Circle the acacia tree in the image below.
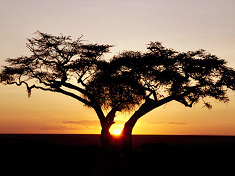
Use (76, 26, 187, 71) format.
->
(87, 42, 235, 150)
(1, 32, 235, 151)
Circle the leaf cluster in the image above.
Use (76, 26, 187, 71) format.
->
(1, 32, 235, 112)
(86, 42, 235, 110)
(0, 31, 111, 102)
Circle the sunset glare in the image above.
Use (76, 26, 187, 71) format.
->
(112, 129, 122, 136)
(1, 0, 235, 135)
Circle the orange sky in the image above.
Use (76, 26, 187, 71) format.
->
(1, 0, 235, 135)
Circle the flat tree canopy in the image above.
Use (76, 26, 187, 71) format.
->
(1, 32, 235, 150)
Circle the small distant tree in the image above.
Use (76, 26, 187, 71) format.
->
(1, 32, 235, 151)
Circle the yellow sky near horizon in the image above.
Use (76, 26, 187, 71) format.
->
(1, 0, 235, 135)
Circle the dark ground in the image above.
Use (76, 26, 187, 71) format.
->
(1, 134, 235, 175)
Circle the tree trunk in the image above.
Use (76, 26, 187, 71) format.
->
(99, 97, 175, 153)
(120, 112, 142, 152)
(99, 113, 141, 153)
(100, 129, 133, 154)
(100, 101, 153, 153)
(120, 97, 174, 151)
(100, 124, 113, 151)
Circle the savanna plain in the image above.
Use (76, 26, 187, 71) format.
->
(1, 134, 235, 175)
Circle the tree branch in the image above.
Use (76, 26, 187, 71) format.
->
(144, 87, 158, 101)
(174, 97, 193, 107)
(62, 82, 88, 96)
(6, 81, 53, 97)
(105, 105, 122, 126)
(6, 80, 92, 107)
(26, 45, 59, 66)
(123, 95, 175, 134)
(57, 88, 92, 107)
(26, 67, 52, 87)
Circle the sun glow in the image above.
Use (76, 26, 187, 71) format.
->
(112, 129, 122, 136)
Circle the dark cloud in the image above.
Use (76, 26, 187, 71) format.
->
(40, 126, 79, 130)
(60, 120, 127, 130)
(40, 120, 185, 132)
(61, 120, 126, 126)
(60, 120, 100, 129)
(61, 120, 100, 126)
(167, 122, 186, 125)
(142, 121, 186, 125)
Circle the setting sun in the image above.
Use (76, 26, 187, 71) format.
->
(112, 129, 122, 136)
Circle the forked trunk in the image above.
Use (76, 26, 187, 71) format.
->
(99, 116, 139, 153)
(99, 98, 173, 153)
(100, 129, 133, 154)
(99, 103, 150, 153)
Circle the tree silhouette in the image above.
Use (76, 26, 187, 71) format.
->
(1, 32, 235, 151)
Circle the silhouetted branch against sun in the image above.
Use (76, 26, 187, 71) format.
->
(1, 32, 235, 151)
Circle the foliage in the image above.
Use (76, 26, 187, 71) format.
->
(87, 42, 235, 111)
(0, 31, 111, 107)
(1, 32, 235, 131)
